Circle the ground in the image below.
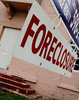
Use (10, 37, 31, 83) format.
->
(0, 90, 56, 100)
(0, 91, 32, 100)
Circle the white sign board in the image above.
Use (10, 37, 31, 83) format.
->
(13, 1, 77, 77)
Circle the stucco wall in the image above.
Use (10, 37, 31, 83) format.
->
(0, 1, 27, 29)
(8, 57, 79, 100)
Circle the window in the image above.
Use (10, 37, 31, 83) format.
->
(70, 40, 79, 70)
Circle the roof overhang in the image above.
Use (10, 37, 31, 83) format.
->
(1, 0, 32, 11)
(1, 0, 35, 19)
(1, 0, 42, 19)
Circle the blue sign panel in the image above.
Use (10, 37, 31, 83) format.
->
(51, 0, 79, 48)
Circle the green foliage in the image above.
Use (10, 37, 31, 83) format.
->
(0, 91, 32, 100)
(0, 91, 57, 100)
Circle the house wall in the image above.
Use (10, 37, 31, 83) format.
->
(0, 1, 27, 29)
(0, 0, 79, 100)
(8, 57, 79, 100)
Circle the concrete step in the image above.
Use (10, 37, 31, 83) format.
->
(0, 81, 35, 95)
(0, 73, 25, 83)
(0, 77, 30, 88)
(0, 73, 36, 98)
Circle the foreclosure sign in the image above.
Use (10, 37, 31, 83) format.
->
(50, 0, 79, 48)
(14, 1, 77, 77)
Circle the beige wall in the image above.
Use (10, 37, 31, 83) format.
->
(0, 0, 79, 100)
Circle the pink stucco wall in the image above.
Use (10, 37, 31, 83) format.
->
(0, 1, 27, 29)
(0, 0, 79, 100)
(8, 57, 79, 100)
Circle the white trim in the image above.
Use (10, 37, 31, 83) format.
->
(73, 70, 79, 72)
(75, 64, 79, 66)
(49, 0, 79, 49)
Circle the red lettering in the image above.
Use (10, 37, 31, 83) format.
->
(32, 24, 46, 54)
(46, 37, 57, 62)
(66, 52, 71, 70)
(63, 53, 67, 69)
(52, 42, 62, 64)
(21, 14, 40, 47)
(68, 56, 73, 72)
(56, 45, 63, 66)
(68, 56, 76, 72)
(60, 49, 67, 67)
(70, 58, 76, 72)
(39, 31, 52, 59)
